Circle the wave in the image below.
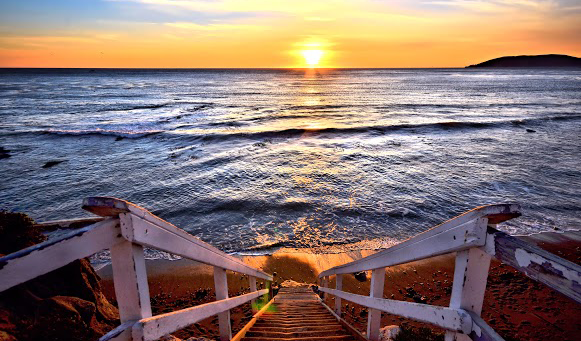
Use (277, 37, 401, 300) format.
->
(5, 113, 580, 141)
(41, 128, 162, 138)
(192, 113, 581, 142)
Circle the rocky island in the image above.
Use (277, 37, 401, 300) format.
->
(467, 54, 581, 68)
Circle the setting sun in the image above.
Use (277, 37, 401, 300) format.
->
(301, 50, 324, 67)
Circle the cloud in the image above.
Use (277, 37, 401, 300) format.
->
(165, 22, 264, 31)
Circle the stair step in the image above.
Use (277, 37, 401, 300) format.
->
(250, 326, 344, 333)
(242, 336, 354, 341)
(241, 286, 357, 341)
(247, 329, 348, 337)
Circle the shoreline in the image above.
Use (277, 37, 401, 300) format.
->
(98, 230, 580, 340)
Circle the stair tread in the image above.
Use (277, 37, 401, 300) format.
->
(241, 286, 358, 341)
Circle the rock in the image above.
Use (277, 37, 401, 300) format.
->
(353, 271, 367, 282)
(42, 160, 65, 168)
(379, 325, 401, 340)
(0, 211, 46, 255)
(0, 211, 119, 341)
(359, 308, 368, 318)
(160, 336, 182, 341)
(526, 129, 536, 133)
(0, 147, 10, 159)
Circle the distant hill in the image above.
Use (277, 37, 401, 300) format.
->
(466, 54, 581, 68)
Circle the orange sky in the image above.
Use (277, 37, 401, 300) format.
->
(0, 0, 580, 68)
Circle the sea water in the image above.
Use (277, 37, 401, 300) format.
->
(1, 68, 580, 258)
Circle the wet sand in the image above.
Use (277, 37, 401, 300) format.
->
(98, 231, 580, 340)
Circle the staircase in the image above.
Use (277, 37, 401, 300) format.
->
(241, 286, 359, 341)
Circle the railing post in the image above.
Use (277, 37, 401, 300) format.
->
(214, 267, 232, 341)
(445, 219, 492, 341)
(110, 213, 152, 323)
(367, 268, 385, 341)
(322, 276, 329, 300)
(266, 280, 272, 301)
(249, 276, 257, 312)
(335, 274, 343, 316)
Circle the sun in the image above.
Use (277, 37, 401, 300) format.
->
(301, 50, 324, 67)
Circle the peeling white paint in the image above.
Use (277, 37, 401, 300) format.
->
(515, 248, 580, 283)
(483, 231, 496, 256)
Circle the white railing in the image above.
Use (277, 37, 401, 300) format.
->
(317, 204, 581, 341)
(0, 197, 273, 341)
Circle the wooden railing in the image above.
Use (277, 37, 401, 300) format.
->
(0, 197, 273, 341)
(317, 204, 581, 341)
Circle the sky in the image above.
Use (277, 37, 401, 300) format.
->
(0, 0, 580, 68)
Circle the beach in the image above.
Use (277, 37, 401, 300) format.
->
(98, 230, 580, 341)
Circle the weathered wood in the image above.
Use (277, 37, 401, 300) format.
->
(468, 311, 506, 341)
(214, 267, 232, 341)
(34, 217, 105, 231)
(319, 298, 368, 341)
(249, 276, 258, 312)
(486, 227, 581, 303)
(98, 320, 134, 341)
(231, 295, 275, 341)
(265, 280, 272, 301)
(320, 218, 487, 278)
(367, 268, 385, 341)
(125, 214, 272, 280)
(319, 287, 472, 333)
(132, 289, 267, 341)
(320, 204, 520, 278)
(0, 218, 121, 292)
(321, 276, 329, 299)
(335, 274, 343, 316)
(111, 214, 152, 322)
(446, 225, 491, 341)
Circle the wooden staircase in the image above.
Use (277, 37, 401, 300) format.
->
(241, 286, 359, 341)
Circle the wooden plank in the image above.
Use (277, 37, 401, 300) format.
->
(84, 197, 272, 281)
(468, 311, 506, 341)
(126, 214, 272, 280)
(335, 274, 343, 317)
(231, 296, 275, 341)
(321, 276, 329, 300)
(0, 218, 121, 292)
(98, 320, 135, 341)
(319, 204, 520, 278)
(446, 224, 492, 341)
(132, 289, 267, 341)
(34, 217, 105, 230)
(111, 214, 152, 322)
(249, 276, 258, 312)
(214, 267, 232, 341)
(319, 287, 472, 333)
(486, 227, 581, 303)
(319, 298, 368, 341)
(367, 268, 385, 341)
(320, 218, 487, 278)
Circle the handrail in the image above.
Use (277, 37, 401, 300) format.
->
(0, 197, 273, 341)
(319, 204, 520, 278)
(83, 197, 272, 281)
(317, 204, 581, 341)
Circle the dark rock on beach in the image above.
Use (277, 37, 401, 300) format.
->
(0, 147, 10, 159)
(42, 160, 65, 168)
(0, 211, 119, 341)
(353, 271, 367, 282)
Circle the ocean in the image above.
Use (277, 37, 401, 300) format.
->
(1, 68, 580, 259)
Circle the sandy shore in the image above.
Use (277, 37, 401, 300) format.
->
(98, 231, 580, 340)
